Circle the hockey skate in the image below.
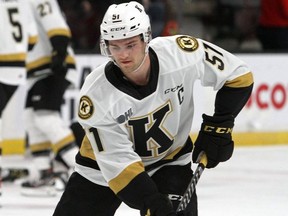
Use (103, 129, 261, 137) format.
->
(20, 169, 57, 197)
(2, 168, 29, 182)
(52, 159, 70, 191)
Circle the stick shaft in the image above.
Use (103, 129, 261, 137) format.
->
(176, 152, 207, 212)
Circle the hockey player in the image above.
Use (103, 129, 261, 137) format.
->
(21, 0, 78, 196)
(0, 0, 38, 204)
(53, 1, 253, 215)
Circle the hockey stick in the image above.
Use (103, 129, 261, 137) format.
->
(176, 151, 208, 213)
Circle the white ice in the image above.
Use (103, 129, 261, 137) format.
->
(1, 145, 288, 216)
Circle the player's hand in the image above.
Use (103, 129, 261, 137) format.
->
(51, 50, 67, 78)
(192, 114, 234, 168)
(141, 193, 176, 216)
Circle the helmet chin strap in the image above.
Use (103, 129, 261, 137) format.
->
(130, 51, 148, 74)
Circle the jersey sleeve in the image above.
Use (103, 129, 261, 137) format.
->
(196, 39, 254, 117)
(31, 0, 71, 38)
(192, 38, 253, 117)
(196, 38, 251, 91)
(30, 0, 71, 52)
(82, 121, 143, 185)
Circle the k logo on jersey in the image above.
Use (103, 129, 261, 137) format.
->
(127, 101, 174, 159)
(78, 96, 94, 119)
(176, 35, 198, 52)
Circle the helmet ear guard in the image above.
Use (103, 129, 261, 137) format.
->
(100, 1, 152, 56)
(99, 37, 110, 56)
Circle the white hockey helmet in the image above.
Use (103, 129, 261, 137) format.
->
(100, 1, 152, 56)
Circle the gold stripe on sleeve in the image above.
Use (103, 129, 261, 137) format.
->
(66, 55, 76, 64)
(109, 161, 145, 194)
(225, 72, 254, 88)
(26, 56, 51, 70)
(29, 35, 38, 45)
(0, 53, 26, 61)
(47, 28, 71, 38)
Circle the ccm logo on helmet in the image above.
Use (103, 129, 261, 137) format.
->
(111, 27, 125, 32)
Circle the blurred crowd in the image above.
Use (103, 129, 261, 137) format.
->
(58, 0, 179, 52)
(58, 0, 288, 53)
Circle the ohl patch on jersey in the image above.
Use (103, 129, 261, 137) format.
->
(78, 95, 94, 119)
(176, 35, 198, 52)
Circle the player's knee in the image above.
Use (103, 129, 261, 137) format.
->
(33, 110, 61, 130)
(24, 108, 35, 130)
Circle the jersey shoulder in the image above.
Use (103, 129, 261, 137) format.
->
(149, 35, 205, 73)
(78, 61, 119, 125)
(30, 0, 70, 33)
(150, 35, 200, 53)
(80, 63, 108, 96)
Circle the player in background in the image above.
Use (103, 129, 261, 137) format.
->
(21, 0, 78, 196)
(53, 1, 253, 216)
(0, 0, 38, 205)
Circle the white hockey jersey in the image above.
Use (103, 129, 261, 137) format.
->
(76, 35, 253, 193)
(26, 0, 77, 85)
(0, 0, 37, 85)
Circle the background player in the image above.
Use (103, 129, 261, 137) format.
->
(21, 0, 78, 196)
(0, 0, 37, 204)
(53, 1, 253, 215)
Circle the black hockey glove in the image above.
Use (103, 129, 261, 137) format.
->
(141, 193, 176, 216)
(51, 50, 67, 78)
(192, 114, 234, 168)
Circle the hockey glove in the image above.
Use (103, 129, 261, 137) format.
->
(141, 193, 176, 216)
(51, 50, 67, 78)
(192, 114, 234, 168)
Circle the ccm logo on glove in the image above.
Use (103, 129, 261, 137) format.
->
(192, 114, 235, 168)
(203, 126, 233, 134)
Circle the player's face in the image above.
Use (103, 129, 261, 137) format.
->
(108, 36, 146, 74)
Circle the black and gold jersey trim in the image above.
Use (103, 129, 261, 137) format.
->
(26, 55, 76, 77)
(0, 53, 26, 67)
(224, 72, 254, 88)
(108, 161, 145, 194)
(29, 35, 38, 46)
(47, 28, 71, 38)
(76, 135, 100, 170)
(30, 141, 52, 153)
(52, 134, 75, 154)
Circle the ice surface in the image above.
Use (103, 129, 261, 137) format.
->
(1, 145, 288, 216)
